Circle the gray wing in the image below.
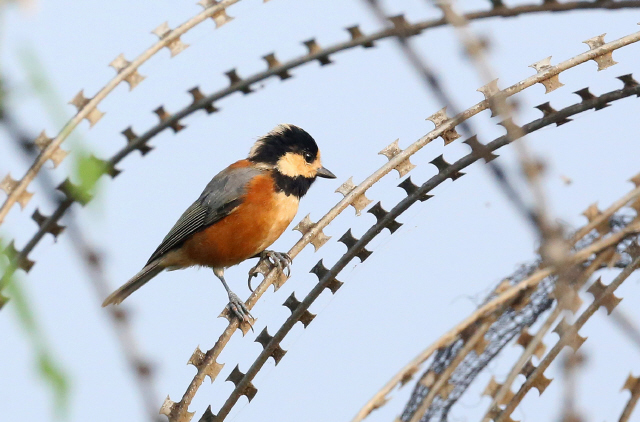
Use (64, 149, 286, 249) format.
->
(146, 165, 264, 265)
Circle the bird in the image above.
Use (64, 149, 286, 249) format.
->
(102, 124, 335, 323)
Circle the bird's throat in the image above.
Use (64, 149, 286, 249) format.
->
(272, 170, 315, 198)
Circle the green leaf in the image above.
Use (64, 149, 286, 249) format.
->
(75, 152, 107, 199)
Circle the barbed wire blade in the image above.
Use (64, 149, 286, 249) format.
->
(226, 365, 257, 401)
(152, 22, 189, 57)
(69, 90, 105, 127)
(254, 327, 287, 365)
(529, 57, 564, 94)
(292, 214, 331, 251)
(0, 174, 33, 209)
(109, 54, 146, 90)
(583, 34, 618, 71)
(426, 107, 461, 145)
(283, 292, 315, 328)
(338, 229, 372, 262)
(378, 139, 416, 177)
(160, 395, 194, 422)
(335, 177, 372, 215)
(32, 209, 65, 239)
(187, 346, 224, 383)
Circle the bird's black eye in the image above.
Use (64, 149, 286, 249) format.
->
(303, 151, 314, 163)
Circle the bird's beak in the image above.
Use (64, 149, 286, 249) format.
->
(316, 166, 336, 179)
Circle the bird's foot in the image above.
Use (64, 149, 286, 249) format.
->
(227, 291, 253, 328)
(248, 250, 292, 292)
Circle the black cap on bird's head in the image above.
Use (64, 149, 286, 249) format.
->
(249, 125, 336, 196)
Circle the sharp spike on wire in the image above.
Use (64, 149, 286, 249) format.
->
(346, 25, 374, 48)
(292, 214, 331, 251)
(534, 102, 572, 126)
(153, 106, 186, 132)
(32, 209, 65, 239)
(225, 365, 258, 401)
(303, 39, 333, 65)
(224, 69, 253, 94)
(1, 174, 33, 209)
(335, 177, 372, 215)
(109, 54, 146, 90)
(426, 107, 461, 145)
(367, 202, 402, 233)
(283, 292, 316, 328)
(583, 34, 618, 71)
(529, 57, 564, 93)
(338, 229, 372, 262)
(378, 139, 416, 177)
(188, 87, 219, 114)
(187, 346, 224, 383)
(254, 327, 287, 364)
(263, 53, 292, 80)
(397, 177, 432, 202)
(198, 0, 234, 28)
(152, 22, 189, 57)
(69, 90, 104, 127)
(122, 127, 153, 155)
(430, 155, 465, 180)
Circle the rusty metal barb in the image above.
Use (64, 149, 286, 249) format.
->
(3, 1, 638, 229)
(620, 373, 640, 422)
(481, 247, 615, 421)
(495, 252, 640, 422)
(217, 80, 640, 421)
(2, 6, 640, 421)
(352, 80, 640, 421)
(0, 0, 244, 225)
(4, 61, 640, 422)
(407, 320, 495, 422)
(6, 52, 640, 422)
(5, 3, 640, 302)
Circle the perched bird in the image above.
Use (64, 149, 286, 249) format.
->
(102, 124, 336, 322)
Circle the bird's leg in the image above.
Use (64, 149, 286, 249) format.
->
(213, 268, 253, 325)
(247, 250, 292, 292)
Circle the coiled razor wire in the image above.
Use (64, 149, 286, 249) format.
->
(401, 213, 638, 422)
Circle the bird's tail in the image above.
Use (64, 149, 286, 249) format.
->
(102, 261, 164, 307)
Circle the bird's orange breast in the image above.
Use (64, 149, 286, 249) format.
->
(177, 172, 299, 268)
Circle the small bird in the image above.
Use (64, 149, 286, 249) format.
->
(102, 124, 336, 322)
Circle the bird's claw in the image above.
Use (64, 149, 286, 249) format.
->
(248, 250, 292, 292)
(227, 292, 253, 330)
(267, 251, 292, 277)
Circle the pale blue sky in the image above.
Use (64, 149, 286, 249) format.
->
(2, 1, 640, 422)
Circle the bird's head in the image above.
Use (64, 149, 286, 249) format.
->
(249, 124, 336, 197)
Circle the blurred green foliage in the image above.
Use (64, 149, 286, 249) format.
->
(0, 39, 106, 421)
(1, 242, 70, 418)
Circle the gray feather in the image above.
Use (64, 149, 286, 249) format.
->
(102, 164, 265, 307)
(145, 165, 264, 265)
(101, 261, 163, 306)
